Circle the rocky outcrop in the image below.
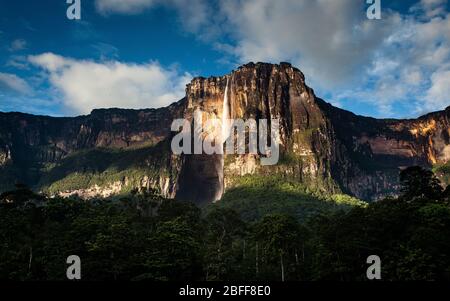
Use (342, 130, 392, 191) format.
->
(0, 62, 449, 202)
(317, 99, 450, 199)
(177, 63, 338, 203)
(0, 145, 11, 165)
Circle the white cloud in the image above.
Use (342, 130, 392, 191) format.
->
(413, 0, 448, 18)
(401, 67, 423, 86)
(93, 0, 400, 90)
(5, 55, 30, 70)
(213, 0, 450, 116)
(28, 53, 191, 115)
(29, 53, 69, 72)
(204, 0, 450, 117)
(424, 69, 450, 112)
(215, 0, 402, 88)
(0, 72, 32, 95)
(363, 11, 450, 115)
(24, 0, 449, 117)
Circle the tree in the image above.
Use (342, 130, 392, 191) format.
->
(203, 208, 246, 280)
(400, 166, 443, 200)
(140, 217, 203, 281)
(252, 214, 303, 281)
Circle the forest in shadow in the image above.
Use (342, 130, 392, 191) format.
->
(1, 166, 450, 281)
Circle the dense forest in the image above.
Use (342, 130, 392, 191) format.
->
(1, 166, 450, 281)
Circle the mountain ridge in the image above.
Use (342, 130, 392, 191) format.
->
(1, 96, 449, 121)
(0, 62, 449, 202)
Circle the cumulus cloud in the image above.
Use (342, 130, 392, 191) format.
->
(28, 53, 191, 115)
(95, 0, 399, 88)
(219, 0, 403, 88)
(203, 0, 449, 116)
(0, 72, 32, 95)
(38, 0, 450, 117)
(425, 69, 450, 112)
(359, 10, 450, 116)
(217, 0, 449, 117)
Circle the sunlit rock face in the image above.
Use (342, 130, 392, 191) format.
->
(174, 76, 229, 204)
(0, 62, 449, 202)
(175, 63, 337, 203)
(221, 63, 336, 196)
(317, 100, 450, 200)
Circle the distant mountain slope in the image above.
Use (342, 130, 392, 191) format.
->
(0, 62, 449, 202)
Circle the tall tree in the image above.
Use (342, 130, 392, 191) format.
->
(400, 166, 443, 200)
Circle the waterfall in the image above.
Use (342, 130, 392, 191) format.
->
(222, 77, 230, 144)
(216, 77, 231, 202)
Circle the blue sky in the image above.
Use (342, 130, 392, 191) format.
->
(0, 0, 449, 118)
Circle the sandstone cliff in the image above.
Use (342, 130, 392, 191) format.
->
(0, 62, 449, 202)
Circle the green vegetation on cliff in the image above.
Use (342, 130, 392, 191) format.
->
(213, 175, 365, 222)
(37, 141, 173, 196)
(433, 161, 450, 186)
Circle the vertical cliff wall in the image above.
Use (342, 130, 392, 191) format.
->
(0, 62, 449, 202)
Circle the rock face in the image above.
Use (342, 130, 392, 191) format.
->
(317, 100, 450, 199)
(0, 62, 449, 202)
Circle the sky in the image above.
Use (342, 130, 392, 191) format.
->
(0, 0, 449, 118)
